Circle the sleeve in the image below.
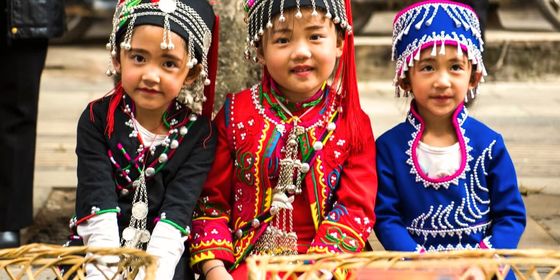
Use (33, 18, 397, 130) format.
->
(190, 107, 235, 268)
(373, 137, 422, 252)
(158, 118, 217, 232)
(75, 105, 120, 221)
(481, 135, 526, 249)
(307, 116, 378, 254)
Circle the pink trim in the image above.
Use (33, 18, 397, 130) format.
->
(393, 0, 476, 24)
(409, 103, 468, 184)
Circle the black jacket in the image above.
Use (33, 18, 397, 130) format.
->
(75, 94, 217, 234)
(5, 0, 65, 41)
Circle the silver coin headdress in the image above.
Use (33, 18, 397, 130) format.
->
(105, 0, 218, 116)
(243, 0, 353, 61)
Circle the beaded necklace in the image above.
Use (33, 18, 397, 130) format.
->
(113, 95, 196, 249)
(250, 83, 339, 256)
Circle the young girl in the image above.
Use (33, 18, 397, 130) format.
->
(189, 0, 377, 279)
(71, 0, 218, 279)
(375, 0, 526, 256)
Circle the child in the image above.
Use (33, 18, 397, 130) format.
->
(71, 0, 219, 279)
(189, 0, 378, 279)
(375, 0, 526, 257)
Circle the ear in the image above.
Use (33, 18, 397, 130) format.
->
(469, 71, 482, 89)
(184, 64, 202, 86)
(336, 35, 344, 58)
(398, 77, 411, 92)
(112, 56, 121, 74)
(256, 45, 266, 65)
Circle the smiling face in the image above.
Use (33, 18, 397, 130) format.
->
(113, 25, 199, 118)
(401, 45, 480, 122)
(258, 8, 344, 102)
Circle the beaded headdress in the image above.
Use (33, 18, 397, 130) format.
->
(106, 0, 218, 117)
(243, 0, 353, 60)
(392, 0, 487, 97)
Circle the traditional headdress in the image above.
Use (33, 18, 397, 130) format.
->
(392, 0, 486, 98)
(105, 0, 219, 117)
(243, 0, 363, 148)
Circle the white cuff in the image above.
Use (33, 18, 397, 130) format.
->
(146, 221, 187, 279)
(77, 212, 121, 280)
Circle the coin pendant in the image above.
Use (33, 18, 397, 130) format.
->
(122, 227, 136, 241)
(132, 202, 148, 220)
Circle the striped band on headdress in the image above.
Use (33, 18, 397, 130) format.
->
(392, 0, 487, 94)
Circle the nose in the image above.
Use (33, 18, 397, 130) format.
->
(433, 71, 451, 89)
(142, 66, 160, 85)
(292, 43, 312, 60)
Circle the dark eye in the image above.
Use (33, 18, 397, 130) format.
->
(420, 65, 434, 72)
(274, 37, 289, 44)
(310, 34, 322, 40)
(131, 54, 145, 63)
(451, 64, 464, 71)
(163, 60, 178, 68)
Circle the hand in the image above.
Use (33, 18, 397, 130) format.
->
(201, 260, 233, 280)
(204, 265, 233, 280)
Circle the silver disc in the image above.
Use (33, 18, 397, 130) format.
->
(122, 227, 136, 241)
(131, 202, 148, 220)
(140, 230, 151, 243)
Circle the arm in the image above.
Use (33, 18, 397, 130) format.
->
(75, 105, 121, 279)
(481, 136, 526, 249)
(190, 107, 236, 268)
(307, 117, 377, 254)
(373, 138, 423, 252)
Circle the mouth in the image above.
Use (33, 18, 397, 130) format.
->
(137, 88, 161, 95)
(291, 65, 314, 75)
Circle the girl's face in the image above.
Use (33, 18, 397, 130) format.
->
(113, 25, 197, 117)
(402, 45, 480, 121)
(258, 8, 344, 102)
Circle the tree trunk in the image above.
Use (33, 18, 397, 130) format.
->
(212, 0, 260, 114)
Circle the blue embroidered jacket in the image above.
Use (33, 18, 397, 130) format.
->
(374, 102, 526, 252)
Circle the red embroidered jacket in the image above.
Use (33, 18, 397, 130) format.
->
(190, 85, 377, 269)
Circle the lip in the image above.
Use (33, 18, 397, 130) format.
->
(290, 65, 313, 77)
(137, 88, 161, 95)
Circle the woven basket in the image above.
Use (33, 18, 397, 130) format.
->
(246, 249, 560, 280)
(0, 243, 156, 280)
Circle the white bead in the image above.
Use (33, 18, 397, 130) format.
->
(327, 122, 336, 131)
(204, 79, 211, 86)
(235, 229, 243, 238)
(251, 219, 260, 228)
(313, 141, 323, 150)
(301, 163, 310, 173)
(170, 140, 179, 149)
(158, 153, 168, 163)
(189, 114, 198, 121)
(180, 126, 188, 135)
(295, 11, 302, 18)
(145, 167, 155, 177)
(160, 42, 168, 49)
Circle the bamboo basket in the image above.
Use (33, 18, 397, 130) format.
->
(0, 243, 156, 280)
(246, 249, 560, 280)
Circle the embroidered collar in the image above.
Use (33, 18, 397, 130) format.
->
(405, 101, 473, 189)
(269, 79, 326, 113)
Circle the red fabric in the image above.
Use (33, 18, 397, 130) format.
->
(202, 15, 219, 118)
(190, 87, 377, 269)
